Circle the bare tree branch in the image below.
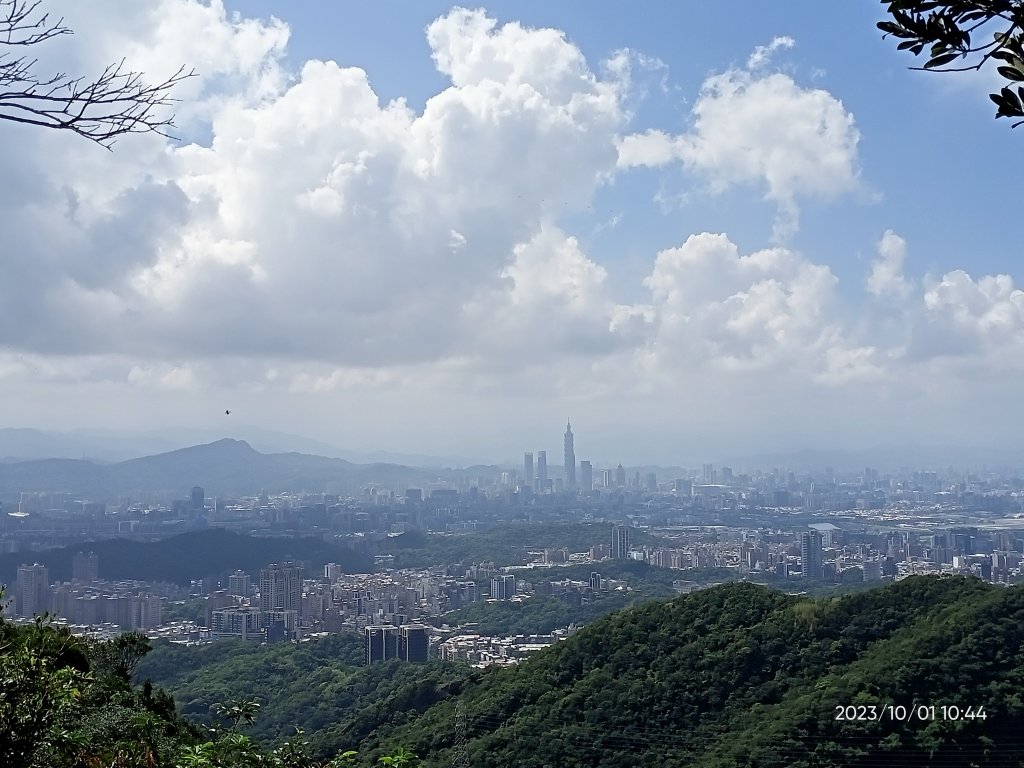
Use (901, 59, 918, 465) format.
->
(0, 0, 195, 148)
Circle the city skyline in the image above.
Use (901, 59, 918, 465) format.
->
(3, 2, 1024, 464)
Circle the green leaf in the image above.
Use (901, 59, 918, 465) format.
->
(997, 66, 1024, 82)
(923, 52, 961, 68)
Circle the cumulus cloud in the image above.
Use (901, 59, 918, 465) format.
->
(910, 270, 1024, 364)
(1, 5, 627, 370)
(867, 229, 912, 299)
(641, 233, 849, 372)
(618, 38, 861, 241)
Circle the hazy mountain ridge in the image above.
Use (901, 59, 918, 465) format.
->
(0, 427, 475, 468)
(0, 438, 434, 497)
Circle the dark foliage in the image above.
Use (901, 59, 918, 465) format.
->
(879, 0, 1024, 125)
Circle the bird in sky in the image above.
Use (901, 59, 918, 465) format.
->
(225, 410, 231, 415)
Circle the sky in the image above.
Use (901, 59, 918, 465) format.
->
(2, 0, 1024, 466)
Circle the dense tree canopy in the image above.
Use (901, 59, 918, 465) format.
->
(0, 591, 414, 766)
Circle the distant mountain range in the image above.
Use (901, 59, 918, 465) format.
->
(0, 438, 440, 499)
(0, 427, 477, 468)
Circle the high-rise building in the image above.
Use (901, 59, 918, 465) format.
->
(324, 563, 343, 581)
(615, 464, 626, 488)
(16, 563, 50, 618)
(72, 551, 99, 583)
(524, 452, 535, 491)
(611, 526, 631, 559)
(537, 451, 548, 490)
(399, 624, 429, 662)
(644, 472, 657, 492)
(190, 486, 205, 513)
(800, 531, 824, 579)
(580, 460, 593, 492)
(227, 570, 251, 598)
(563, 420, 576, 490)
(589, 572, 602, 591)
(138, 594, 162, 629)
(259, 562, 303, 613)
(490, 574, 516, 600)
(365, 625, 399, 664)
(211, 606, 263, 640)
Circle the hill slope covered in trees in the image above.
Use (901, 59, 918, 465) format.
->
(363, 576, 1024, 767)
(137, 576, 1024, 767)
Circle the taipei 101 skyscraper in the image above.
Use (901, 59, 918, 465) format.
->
(564, 419, 576, 490)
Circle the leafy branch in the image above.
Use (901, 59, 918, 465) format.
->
(878, 1, 1024, 126)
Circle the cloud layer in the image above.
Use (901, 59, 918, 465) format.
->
(1, 3, 1021, 456)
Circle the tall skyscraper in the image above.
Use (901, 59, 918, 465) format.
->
(537, 451, 548, 490)
(16, 563, 50, 618)
(580, 460, 593, 492)
(399, 624, 429, 662)
(800, 531, 824, 579)
(563, 420, 576, 490)
(524, 452, 535, 491)
(615, 464, 626, 488)
(259, 562, 303, 613)
(365, 625, 399, 664)
(72, 551, 99, 583)
(611, 526, 631, 559)
(190, 486, 205, 513)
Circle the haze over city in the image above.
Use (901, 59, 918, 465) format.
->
(3, 0, 1024, 465)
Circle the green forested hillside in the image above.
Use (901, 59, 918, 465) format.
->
(137, 575, 1024, 767)
(0, 608, 413, 767)
(364, 576, 1024, 767)
(136, 633, 471, 761)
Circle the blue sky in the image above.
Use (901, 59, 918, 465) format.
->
(2, 1, 1023, 465)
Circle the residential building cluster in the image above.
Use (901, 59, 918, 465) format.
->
(12, 553, 173, 630)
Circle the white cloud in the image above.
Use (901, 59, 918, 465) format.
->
(126, 364, 198, 391)
(289, 367, 395, 393)
(617, 39, 861, 241)
(913, 270, 1024, 363)
(1, 6, 627, 370)
(617, 130, 680, 168)
(641, 233, 846, 372)
(3, 5, 1024, 456)
(867, 229, 912, 299)
(747, 35, 795, 69)
(681, 68, 860, 240)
